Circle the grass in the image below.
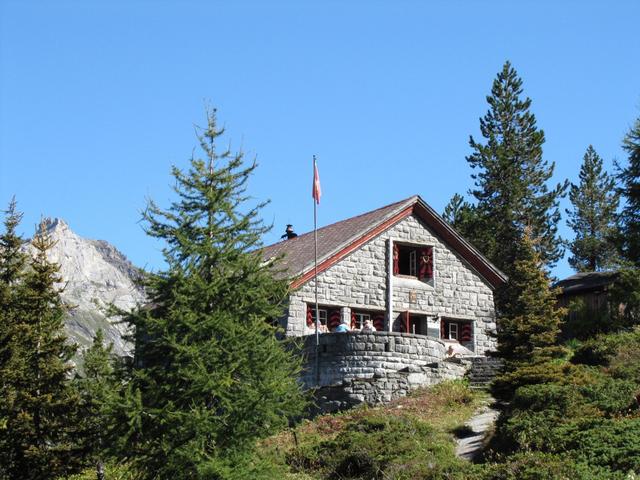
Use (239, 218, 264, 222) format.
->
(260, 380, 488, 479)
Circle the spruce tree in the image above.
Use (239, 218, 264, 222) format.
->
(0, 199, 30, 477)
(466, 61, 568, 276)
(495, 230, 566, 367)
(0, 219, 82, 480)
(75, 330, 119, 480)
(120, 109, 307, 479)
(617, 115, 640, 265)
(566, 145, 619, 272)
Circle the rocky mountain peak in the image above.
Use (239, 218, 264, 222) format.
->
(27, 219, 146, 357)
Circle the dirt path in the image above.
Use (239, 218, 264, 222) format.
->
(455, 396, 500, 460)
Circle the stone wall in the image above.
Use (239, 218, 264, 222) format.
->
(285, 214, 497, 354)
(298, 331, 470, 413)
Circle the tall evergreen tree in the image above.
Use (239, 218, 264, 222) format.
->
(75, 330, 120, 480)
(466, 61, 568, 276)
(617, 115, 640, 265)
(442, 193, 477, 234)
(495, 230, 566, 367)
(119, 109, 307, 479)
(0, 199, 30, 477)
(0, 219, 82, 480)
(566, 145, 619, 272)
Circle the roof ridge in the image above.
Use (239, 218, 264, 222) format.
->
(263, 195, 417, 250)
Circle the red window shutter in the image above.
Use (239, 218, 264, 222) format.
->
(328, 309, 341, 330)
(461, 323, 472, 342)
(351, 311, 357, 329)
(373, 314, 384, 331)
(403, 311, 410, 333)
(393, 243, 399, 275)
(440, 319, 446, 338)
(418, 247, 433, 280)
(306, 305, 314, 327)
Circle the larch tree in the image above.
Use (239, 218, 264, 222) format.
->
(119, 109, 307, 479)
(466, 61, 568, 279)
(566, 145, 619, 272)
(617, 115, 640, 266)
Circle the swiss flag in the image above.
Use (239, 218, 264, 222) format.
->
(312, 157, 321, 204)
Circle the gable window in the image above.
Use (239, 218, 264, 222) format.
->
(393, 243, 433, 281)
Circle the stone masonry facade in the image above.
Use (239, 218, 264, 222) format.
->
(283, 214, 497, 355)
(298, 331, 470, 413)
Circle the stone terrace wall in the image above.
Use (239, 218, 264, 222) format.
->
(298, 331, 470, 413)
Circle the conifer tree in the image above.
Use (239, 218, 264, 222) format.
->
(466, 61, 568, 275)
(75, 330, 120, 480)
(617, 116, 640, 265)
(120, 109, 307, 479)
(442, 193, 477, 234)
(0, 199, 30, 477)
(566, 145, 619, 272)
(495, 230, 565, 367)
(0, 219, 82, 480)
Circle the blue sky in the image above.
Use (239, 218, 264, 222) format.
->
(1, 0, 639, 279)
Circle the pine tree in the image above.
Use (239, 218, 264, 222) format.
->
(442, 193, 477, 234)
(495, 230, 566, 367)
(617, 116, 640, 265)
(0, 219, 83, 480)
(119, 109, 307, 479)
(466, 61, 568, 275)
(566, 145, 619, 272)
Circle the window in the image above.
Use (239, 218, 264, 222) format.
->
(440, 319, 472, 343)
(448, 322, 458, 340)
(352, 312, 370, 329)
(393, 244, 433, 281)
(306, 304, 340, 330)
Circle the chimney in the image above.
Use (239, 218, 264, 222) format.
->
(281, 224, 298, 240)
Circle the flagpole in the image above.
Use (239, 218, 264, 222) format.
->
(313, 155, 320, 385)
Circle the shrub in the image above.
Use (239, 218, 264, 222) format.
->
(480, 452, 626, 480)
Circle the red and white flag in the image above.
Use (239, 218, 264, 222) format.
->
(312, 157, 321, 204)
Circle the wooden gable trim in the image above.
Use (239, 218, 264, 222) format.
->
(290, 197, 507, 292)
(290, 205, 413, 290)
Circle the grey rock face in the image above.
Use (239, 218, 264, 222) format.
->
(28, 218, 146, 356)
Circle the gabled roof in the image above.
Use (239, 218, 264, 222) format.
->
(554, 271, 619, 295)
(262, 195, 507, 290)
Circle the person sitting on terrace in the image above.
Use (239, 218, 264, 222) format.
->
(361, 319, 376, 332)
(333, 319, 351, 333)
